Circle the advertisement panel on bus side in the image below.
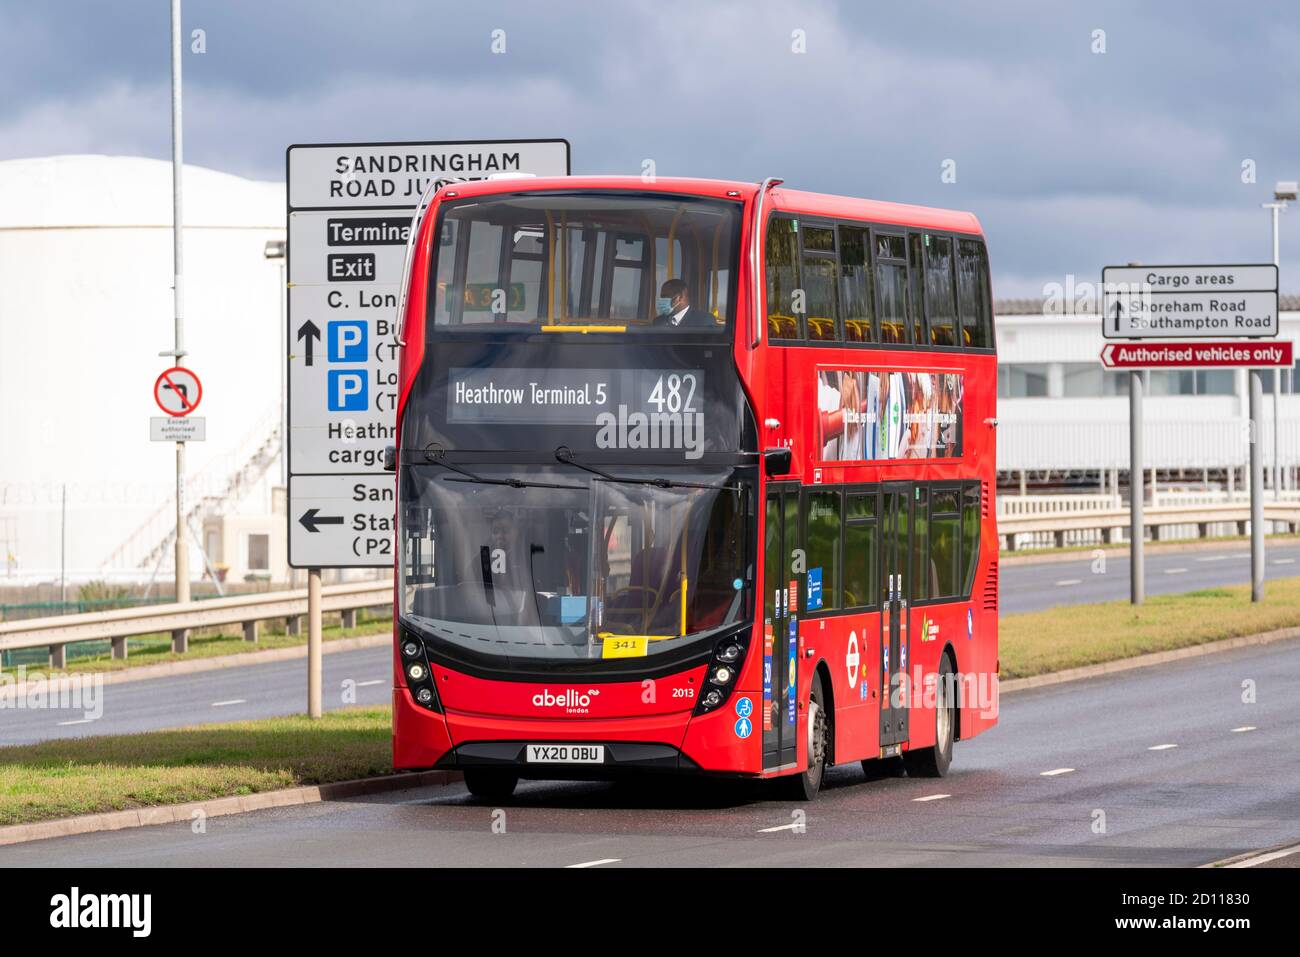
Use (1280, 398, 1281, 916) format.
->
(815, 369, 964, 462)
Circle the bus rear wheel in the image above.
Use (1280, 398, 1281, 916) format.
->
(903, 653, 955, 778)
(463, 768, 519, 801)
(777, 671, 828, 801)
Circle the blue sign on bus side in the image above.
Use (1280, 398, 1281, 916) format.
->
(787, 616, 797, 727)
(328, 370, 368, 411)
(328, 321, 367, 362)
(807, 567, 823, 611)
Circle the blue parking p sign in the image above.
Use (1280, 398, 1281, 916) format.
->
(328, 321, 367, 362)
(328, 370, 368, 412)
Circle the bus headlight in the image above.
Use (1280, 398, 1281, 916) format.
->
(694, 630, 751, 716)
(398, 628, 442, 713)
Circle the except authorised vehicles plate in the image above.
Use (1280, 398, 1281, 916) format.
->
(525, 744, 605, 764)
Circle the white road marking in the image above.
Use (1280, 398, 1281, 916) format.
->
(211, 699, 247, 707)
(758, 821, 802, 833)
(1225, 844, 1300, 868)
(1148, 743, 1178, 751)
(56, 718, 95, 726)
(1040, 768, 1075, 776)
(1163, 567, 1188, 574)
(1230, 726, 1256, 733)
(1055, 579, 1082, 587)
(565, 858, 620, 868)
(913, 793, 951, 802)
(356, 679, 384, 687)
(1196, 555, 1232, 562)
(1273, 558, 1295, 565)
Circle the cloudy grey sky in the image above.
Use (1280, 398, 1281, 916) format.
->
(3, 0, 1297, 295)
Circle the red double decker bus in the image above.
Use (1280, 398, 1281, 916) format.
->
(390, 174, 998, 800)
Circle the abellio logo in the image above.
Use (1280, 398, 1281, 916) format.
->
(531, 688, 599, 713)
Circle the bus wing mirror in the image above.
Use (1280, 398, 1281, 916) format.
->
(383, 445, 397, 472)
(763, 447, 792, 477)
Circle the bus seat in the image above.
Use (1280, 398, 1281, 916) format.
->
(768, 313, 799, 339)
(808, 316, 836, 340)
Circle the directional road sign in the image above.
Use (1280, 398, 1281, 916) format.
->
(286, 139, 571, 567)
(288, 474, 395, 568)
(1101, 264, 1278, 339)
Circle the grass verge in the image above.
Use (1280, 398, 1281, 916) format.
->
(0, 707, 392, 827)
(999, 577, 1300, 678)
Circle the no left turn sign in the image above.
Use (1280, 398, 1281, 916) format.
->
(154, 366, 203, 417)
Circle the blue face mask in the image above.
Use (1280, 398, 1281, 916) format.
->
(657, 296, 675, 315)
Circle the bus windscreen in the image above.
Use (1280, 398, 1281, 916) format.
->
(428, 193, 741, 333)
(400, 465, 753, 671)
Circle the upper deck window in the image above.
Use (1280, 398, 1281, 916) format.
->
(429, 193, 741, 334)
(924, 233, 959, 347)
(956, 239, 994, 349)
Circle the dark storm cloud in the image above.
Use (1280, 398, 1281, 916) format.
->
(2, 0, 1297, 295)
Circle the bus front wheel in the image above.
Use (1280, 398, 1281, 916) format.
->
(463, 768, 519, 801)
(903, 653, 955, 778)
(777, 671, 828, 801)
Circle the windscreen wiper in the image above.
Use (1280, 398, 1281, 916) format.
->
(424, 447, 584, 490)
(553, 446, 737, 491)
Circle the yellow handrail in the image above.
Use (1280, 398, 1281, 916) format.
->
(679, 528, 688, 637)
(540, 324, 627, 334)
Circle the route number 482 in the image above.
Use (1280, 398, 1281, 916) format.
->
(647, 373, 697, 413)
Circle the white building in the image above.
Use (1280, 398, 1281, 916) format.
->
(0, 155, 287, 589)
(994, 298, 1300, 490)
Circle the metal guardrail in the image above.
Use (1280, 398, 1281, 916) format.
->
(0, 581, 393, 668)
(999, 502, 1300, 549)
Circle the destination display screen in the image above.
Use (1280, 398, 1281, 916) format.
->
(401, 340, 752, 460)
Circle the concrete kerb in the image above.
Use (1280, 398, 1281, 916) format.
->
(0, 770, 462, 847)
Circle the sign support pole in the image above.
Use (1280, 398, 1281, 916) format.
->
(168, 0, 190, 610)
(1129, 370, 1144, 605)
(1249, 372, 1264, 602)
(308, 567, 322, 718)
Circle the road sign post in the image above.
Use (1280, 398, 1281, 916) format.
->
(286, 139, 571, 716)
(308, 567, 322, 718)
(1250, 373, 1264, 601)
(1103, 264, 1281, 604)
(1130, 371, 1144, 604)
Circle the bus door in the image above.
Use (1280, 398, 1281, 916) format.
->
(762, 484, 800, 770)
(880, 482, 912, 750)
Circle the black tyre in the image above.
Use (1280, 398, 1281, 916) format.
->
(462, 768, 519, 800)
(777, 671, 829, 801)
(903, 653, 955, 778)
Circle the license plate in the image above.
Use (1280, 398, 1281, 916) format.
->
(525, 744, 605, 764)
